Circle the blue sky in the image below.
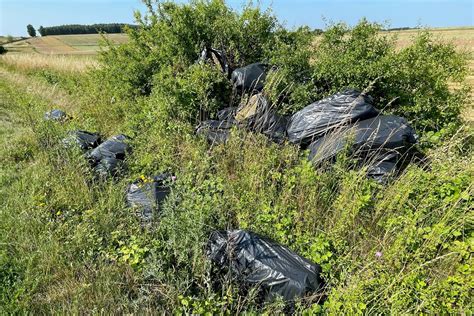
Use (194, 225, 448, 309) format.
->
(1, 0, 473, 36)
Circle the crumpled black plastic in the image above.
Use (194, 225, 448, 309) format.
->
(231, 63, 268, 92)
(63, 130, 101, 151)
(207, 230, 324, 302)
(308, 115, 417, 180)
(44, 109, 69, 122)
(199, 47, 232, 78)
(308, 115, 417, 164)
(196, 120, 234, 144)
(88, 134, 130, 176)
(94, 157, 124, 177)
(366, 152, 400, 182)
(126, 173, 173, 224)
(235, 94, 288, 143)
(287, 89, 379, 146)
(217, 107, 237, 122)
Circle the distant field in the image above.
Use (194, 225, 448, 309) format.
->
(390, 27, 474, 52)
(3, 34, 128, 55)
(0, 36, 24, 44)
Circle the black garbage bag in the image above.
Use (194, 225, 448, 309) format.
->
(126, 173, 173, 224)
(88, 134, 129, 162)
(196, 120, 234, 144)
(94, 157, 124, 177)
(308, 115, 417, 164)
(88, 134, 130, 176)
(236, 94, 288, 143)
(199, 47, 231, 77)
(63, 130, 101, 151)
(217, 107, 237, 122)
(231, 63, 268, 92)
(287, 89, 379, 146)
(44, 109, 69, 122)
(366, 152, 399, 182)
(207, 230, 324, 302)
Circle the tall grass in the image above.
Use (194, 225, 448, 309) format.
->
(0, 53, 99, 73)
(1, 70, 472, 313)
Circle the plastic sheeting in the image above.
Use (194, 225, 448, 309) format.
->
(287, 89, 378, 146)
(231, 63, 267, 92)
(207, 230, 324, 301)
(126, 174, 172, 224)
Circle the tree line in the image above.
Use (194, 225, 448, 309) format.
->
(32, 23, 138, 36)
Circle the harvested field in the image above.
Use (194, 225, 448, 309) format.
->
(3, 34, 128, 55)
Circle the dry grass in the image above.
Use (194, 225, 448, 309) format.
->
(0, 53, 99, 73)
(4, 34, 129, 55)
(389, 27, 474, 53)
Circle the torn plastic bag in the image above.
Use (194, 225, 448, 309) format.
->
(231, 63, 268, 92)
(308, 115, 417, 165)
(63, 130, 101, 151)
(287, 89, 379, 146)
(199, 47, 231, 77)
(44, 109, 69, 122)
(236, 94, 288, 143)
(217, 107, 237, 122)
(196, 120, 234, 144)
(88, 134, 130, 163)
(126, 174, 173, 224)
(207, 230, 324, 302)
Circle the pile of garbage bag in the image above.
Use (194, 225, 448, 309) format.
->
(195, 56, 418, 180)
(207, 230, 324, 302)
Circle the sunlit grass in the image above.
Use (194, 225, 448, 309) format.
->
(0, 53, 99, 73)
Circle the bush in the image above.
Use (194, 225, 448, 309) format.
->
(94, 0, 280, 102)
(309, 21, 469, 132)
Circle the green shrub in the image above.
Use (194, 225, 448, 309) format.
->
(309, 20, 469, 132)
(95, 0, 279, 101)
